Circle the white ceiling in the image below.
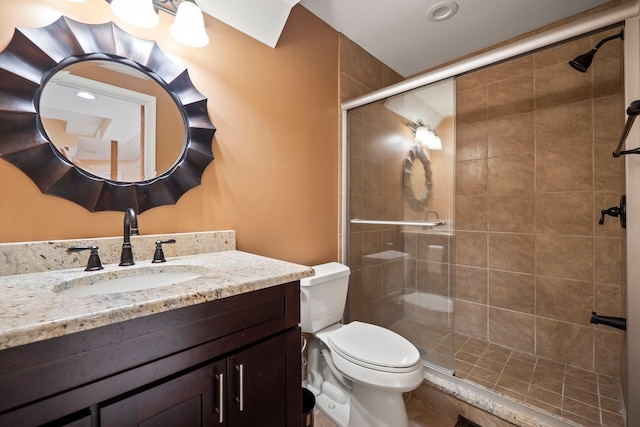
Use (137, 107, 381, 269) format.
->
(299, 0, 612, 77)
(197, 0, 611, 77)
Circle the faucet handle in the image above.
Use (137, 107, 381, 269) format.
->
(152, 239, 176, 263)
(68, 245, 104, 271)
(599, 195, 626, 229)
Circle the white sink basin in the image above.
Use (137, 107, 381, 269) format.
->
(56, 267, 207, 296)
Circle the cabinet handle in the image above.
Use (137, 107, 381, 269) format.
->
(215, 373, 224, 424)
(235, 364, 244, 411)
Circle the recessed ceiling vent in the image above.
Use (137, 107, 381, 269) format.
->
(426, 1, 459, 22)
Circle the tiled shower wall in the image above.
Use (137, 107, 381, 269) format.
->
(340, 34, 407, 323)
(339, 34, 403, 104)
(454, 27, 626, 376)
(347, 103, 411, 324)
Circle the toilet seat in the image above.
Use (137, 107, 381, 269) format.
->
(327, 321, 421, 373)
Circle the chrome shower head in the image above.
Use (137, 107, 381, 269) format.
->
(568, 29, 623, 73)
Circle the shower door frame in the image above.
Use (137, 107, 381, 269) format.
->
(340, 3, 640, 426)
(623, 13, 640, 427)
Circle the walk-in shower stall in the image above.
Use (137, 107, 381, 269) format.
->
(342, 5, 637, 426)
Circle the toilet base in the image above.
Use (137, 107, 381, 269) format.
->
(307, 383, 350, 427)
(348, 383, 409, 427)
(309, 382, 409, 427)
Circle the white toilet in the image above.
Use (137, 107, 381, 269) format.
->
(300, 262, 424, 427)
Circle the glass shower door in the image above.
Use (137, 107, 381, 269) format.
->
(345, 78, 455, 373)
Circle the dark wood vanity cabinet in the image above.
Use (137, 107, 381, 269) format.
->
(101, 361, 221, 426)
(101, 330, 296, 427)
(0, 281, 302, 427)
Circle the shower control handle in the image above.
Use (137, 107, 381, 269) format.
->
(599, 207, 620, 224)
(599, 195, 626, 229)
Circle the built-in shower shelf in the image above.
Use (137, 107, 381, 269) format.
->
(363, 250, 408, 260)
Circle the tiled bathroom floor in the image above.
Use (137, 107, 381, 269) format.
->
(388, 318, 625, 427)
(313, 396, 457, 427)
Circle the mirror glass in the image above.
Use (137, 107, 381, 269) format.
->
(39, 60, 185, 183)
(403, 145, 432, 205)
(409, 159, 427, 201)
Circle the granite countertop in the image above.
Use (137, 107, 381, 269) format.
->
(0, 249, 314, 350)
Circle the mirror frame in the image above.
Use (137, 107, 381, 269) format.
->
(403, 145, 432, 206)
(0, 16, 215, 213)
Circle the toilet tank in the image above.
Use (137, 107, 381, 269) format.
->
(299, 262, 350, 333)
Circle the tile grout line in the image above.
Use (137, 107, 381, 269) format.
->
(560, 362, 566, 417)
(409, 321, 624, 425)
(596, 373, 604, 427)
(453, 332, 626, 426)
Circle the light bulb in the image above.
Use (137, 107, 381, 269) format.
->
(170, 2, 210, 48)
(424, 133, 443, 150)
(110, 0, 159, 28)
(414, 125, 430, 143)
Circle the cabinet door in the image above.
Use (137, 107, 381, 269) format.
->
(101, 360, 226, 427)
(45, 413, 93, 427)
(227, 328, 301, 427)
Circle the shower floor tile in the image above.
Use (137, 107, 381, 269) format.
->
(453, 334, 625, 427)
(387, 318, 624, 426)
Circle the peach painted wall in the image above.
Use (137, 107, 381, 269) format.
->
(0, 0, 339, 265)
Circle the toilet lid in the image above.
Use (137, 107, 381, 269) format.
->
(327, 322, 420, 370)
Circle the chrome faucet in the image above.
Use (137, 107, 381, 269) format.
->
(119, 208, 139, 266)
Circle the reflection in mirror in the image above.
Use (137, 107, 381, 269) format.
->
(40, 60, 185, 183)
(383, 78, 454, 209)
(410, 156, 427, 198)
(403, 145, 432, 205)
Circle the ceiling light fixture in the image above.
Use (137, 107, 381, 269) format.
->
(106, 0, 209, 47)
(426, 1, 459, 23)
(74, 91, 96, 100)
(408, 120, 442, 150)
